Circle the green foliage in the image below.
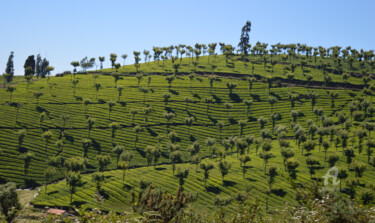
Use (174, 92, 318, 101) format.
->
(0, 52, 374, 217)
(0, 182, 21, 223)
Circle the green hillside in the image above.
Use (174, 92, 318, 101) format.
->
(0, 52, 374, 217)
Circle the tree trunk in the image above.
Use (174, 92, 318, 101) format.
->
(45, 142, 48, 158)
(123, 170, 126, 184)
(70, 191, 73, 204)
(16, 108, 19, 122)
(264, 162, 267, 173)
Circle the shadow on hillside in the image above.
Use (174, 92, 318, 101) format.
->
(64, 133, 75, 144)
(36, 106, 49, 114)
(91, 139, 101, 153)
(173, 136, 181, 143)
(123, 184, 133, 191)
(18, 146, 28, 154)
(212, 95, 222, 103)
(161, 151, 169, 159)
(165, 107, 175, 113)
(189, 135, 196, 142)
(223, 180, 237, 187)
(193, 93, 201, 100)
(0, 177, 6, 184)
(24, 179, 37, 188)
(229, 93, 241, 102)
(86, 163, 96, 170)
(75, 96, 82, 101)
(119, 102, 127, 107)
(136, 147, 146, 157)
(146, 127, 158, 137)
(155, 167, 166, 171)
(272, 188, 287, 197)
(250, 94, 261, 102)
(169, 89, 179, 95)
(228, 118, 238, 125)
(79, 181, 87, 187)
(99, 190, 110, 200)
(98, 99, 106, 104)
(187, 111, 196, 119)
(245, 177, 257, 182)
(104, 175, 114, 180)
(47, 190, 59, 195)
(16, 122, 29, 129)
(208, 115, 217, 125)
(206, 185, 221, 194)
(72, 201, 86, 208)
(269, 92, 281, 100)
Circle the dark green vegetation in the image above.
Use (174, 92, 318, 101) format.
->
(1, 42, 375, 221)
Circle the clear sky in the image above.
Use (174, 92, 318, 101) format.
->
(0, 0, 374, 75)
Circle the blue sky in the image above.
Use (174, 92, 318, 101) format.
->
(0, 0, 374, 75)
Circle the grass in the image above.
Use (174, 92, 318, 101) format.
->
(102, 54, 373, 86)
(0, 54, 374, 215)
(0, 74, 358, 185)
(32, 142, 375, 214)
(17, 189, 37, 207)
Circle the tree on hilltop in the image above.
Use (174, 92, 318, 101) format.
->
(99, 56, 105, 69)
(238, 21, 251, 55)
(5, 51, 14, 83)
(121, 54, 127, 66)
(110, 53, 117, 69)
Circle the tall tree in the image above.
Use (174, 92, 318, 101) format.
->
(200, 161, 215, 188)
(6, 86, 16, 102)
(133, 51, 141, 73)
(238, 21, 251, 55)
(71, 61, 80, 78)
(109, 122, 121, 143)
(0, 182, 21, 223)
(35, 54, 42, 78)
(175, 167, 189, 190)
(66, 171, 81, 205)
(24, 55, 35, 77)
(96, 155, 111, 172)
(44, 168, 56, 194)
(218, 160, 231, 184)
(240, 154, 251, 178)
(91, 172, 105, 193)
(110, 53, 117, 69)
(98, 56, 105, 69)
(121, 54, 127, 66)
(80, 57, 95, 72)
(45, 66, 54, 80)
(5, 52, 15, 83)
(42, 130, 53, 158)
(33, 91, 43, 105)
(40, 58, 49, 78)
(94, 82, 101, 99)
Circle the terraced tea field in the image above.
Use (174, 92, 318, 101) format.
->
(0, 54, 374, 215)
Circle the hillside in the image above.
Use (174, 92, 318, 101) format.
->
(0, 53, 374, 217)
